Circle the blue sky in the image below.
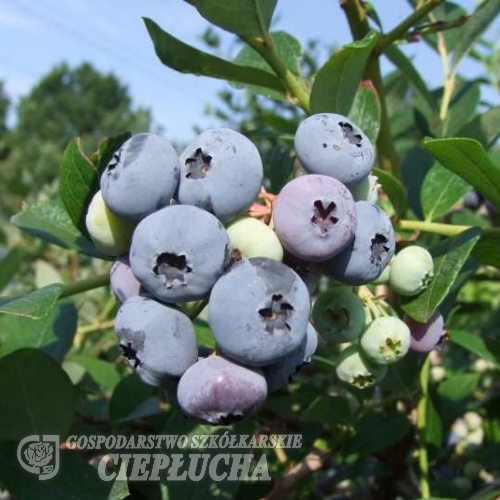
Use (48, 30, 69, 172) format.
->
(0, 0, 497, 144)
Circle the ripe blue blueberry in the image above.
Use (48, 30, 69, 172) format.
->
(273, 174, 357, 262)
(114, 296, 198, 386)
(263, 322, 318, 392)
(294, 113, 374, 188)
(405, 310, 444, 353)
(312, 287, 366, 343)
(110, 255, 142, 303)
(100, 133, 180, 222)
(177, 128, 263, 221)
(336, 344, 387, 389)
(325, 201, 395, 285)
(208, 257, 310, 366)
(130, 205, 230, 303)
(360, 316, 411, 365)
(389, 246, 434, 296)
(176, 355, 267, 425)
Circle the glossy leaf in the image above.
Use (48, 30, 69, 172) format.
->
(59, 138, 97, 234)
(450, 0, 500, 73)
(11, 197, 105, 258)
(189, 0, 277, 37)
(0, 247, 29, 294)
(341, 412, 411, 456)
(0, 283, 62, 320)
(144, 18, 285, 94)
(0, 442, 110, 499)
(450, 330, 500, 367)
(424, 138, 500, 212)
(0, 300, 77, 362)
(348, 81, 381, 143)
(109, 373, 160, 423)
(301, 396, 353, 426)
(310, 32, 378, 115)
(233, 31, 302, 99)
(402, 228, 481, 322)
(108, 477, 130, 500)
(71, 355, 122, 392)
(373, 167, 408, 217)
(438, 372, 480, 400)
(421, 163, 470, 221)
(0, 349, 75, 440)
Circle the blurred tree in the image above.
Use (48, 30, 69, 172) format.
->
(0, 62, 152, 215)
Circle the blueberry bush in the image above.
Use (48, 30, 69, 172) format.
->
(2, 1, 500, 499)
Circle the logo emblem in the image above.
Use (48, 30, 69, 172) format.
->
(17, 435, 60, 480)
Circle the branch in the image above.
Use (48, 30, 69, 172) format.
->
(417, 355, 432, 498)
(59, 272, 110, 299)
(242, 36, 311, 113)
(375, 0, 445, 55)
(260, 448, 331, 500)
(340, 0, 400, 178)
(396, 219, 500, 238)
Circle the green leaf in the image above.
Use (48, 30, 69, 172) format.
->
(373, 167, 408, 217)
(11, 197, 106, 258)
(457, 105, 500, 149)
(0, 247, 29, 294)
(384, 45, 434, 109)
(473, 232, 500, 269)
(301, 396, 354, 426)
(426, 391, 443, 448)
(421, 163, 470, 221)
(189, 0, 277, 37)
(341, 412, 411, 456)
(449, 330, 500, 367)
(91, 132, 131, 175)
(109, 374, 160, 423)
(444, 80, 480, 136)
(438, 372, 480, 400)
(450, 0, 500, 73)
(424, 138, 500, 212)
(59, 138, 97, 235)
(0, 283, 62, 320)
(108, 477, 130, 500)
(0, 442, 111, 500)
(232, 31, 301, 99)
(193, 319, 216, 349)
(348, 81, 381, 143)
(402, 228, 481, 322)
(144, 18, 285, 94)
(310, 32, 378, 115)
(0, 349, 75, 440)
(0, 300, 77, 362)
(71, 355, 122, 392)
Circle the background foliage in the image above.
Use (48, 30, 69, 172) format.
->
(2, 1, 500, 499)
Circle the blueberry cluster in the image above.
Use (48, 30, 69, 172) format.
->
(85, 114, 443, 423)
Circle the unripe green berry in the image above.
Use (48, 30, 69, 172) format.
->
(360, 316, 411, 365)
(350, 174, 380, 203)
(389, 246, 434, 296)
(336, 344, 387, 389)
(227, 217, 283, 261)
(85, 191, 135, 256)
(312, 287, 366, 343)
